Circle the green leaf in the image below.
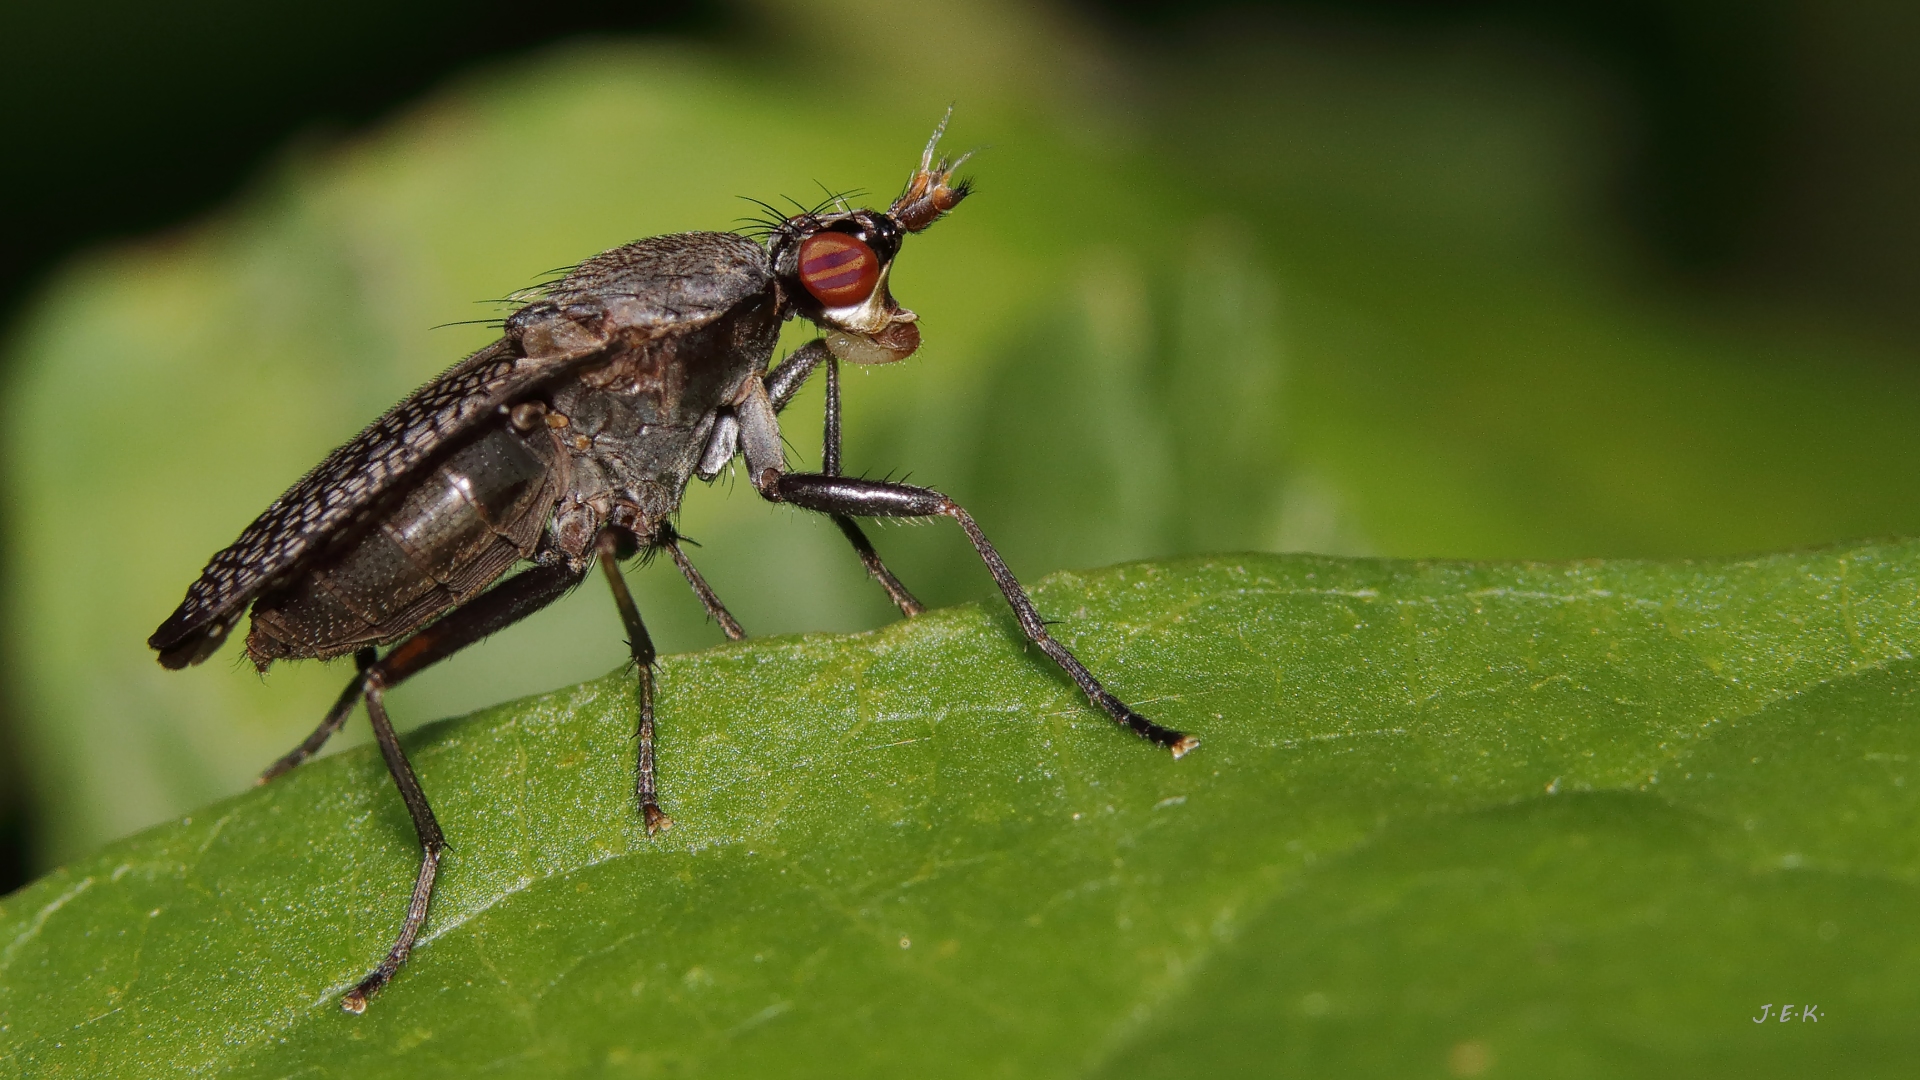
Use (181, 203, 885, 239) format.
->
(5, 545, 1916, 1076)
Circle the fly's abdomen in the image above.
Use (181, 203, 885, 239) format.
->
(245, 427, 562, 665)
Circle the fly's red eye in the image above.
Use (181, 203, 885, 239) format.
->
(798, 232, 880, 307)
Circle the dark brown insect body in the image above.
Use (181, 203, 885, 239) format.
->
(230, 233, 778, 667)
(151, 117, 1195, 1013)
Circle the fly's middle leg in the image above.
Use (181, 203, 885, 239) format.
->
(660, 527, 746, 641)
(597, 530, 673, 835)
(258, 646, 377, 783)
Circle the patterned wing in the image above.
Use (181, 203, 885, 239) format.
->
(149, 340, 572, 666)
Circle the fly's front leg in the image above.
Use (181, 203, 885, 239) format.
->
(693, 340, 829, 481)
(823, 354, 925, 617)
(706, 342, 924, 616)
(763, 473, 1198, 756)
(331, 560, 587, 1012)
(767, 337, 831, 410)
(597, 531, 673, 834)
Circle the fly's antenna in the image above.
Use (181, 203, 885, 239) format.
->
(890, 106, 976, 233)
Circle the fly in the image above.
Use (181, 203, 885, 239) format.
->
(148, 114, 1198, 1013)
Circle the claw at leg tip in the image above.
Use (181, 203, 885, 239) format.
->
(1170, 735, 1200, 759)
(340, 992, 368, 1015)
(643, 807, 675, 836)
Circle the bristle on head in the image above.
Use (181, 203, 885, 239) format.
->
(890, 108, 975, 233)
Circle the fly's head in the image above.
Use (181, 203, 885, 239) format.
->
(769, 115, 973, 365)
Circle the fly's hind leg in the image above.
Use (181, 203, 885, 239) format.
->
(597, 530, 673, 834)
(343, 673, 445, 1015)
(283, 560, 590, 1013)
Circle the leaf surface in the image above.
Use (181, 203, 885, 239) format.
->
(4, 545, 1916, 1076)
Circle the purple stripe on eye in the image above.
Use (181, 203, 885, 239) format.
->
(810, 268, 866, 291)
(802, 248, 863, 273)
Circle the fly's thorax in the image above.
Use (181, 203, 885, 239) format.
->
(540, 383, 712, 558)
(508, 231, 777, 360)
(545, 293, 782, 525)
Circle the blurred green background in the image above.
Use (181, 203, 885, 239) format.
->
(2, 0, 1918, 884)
